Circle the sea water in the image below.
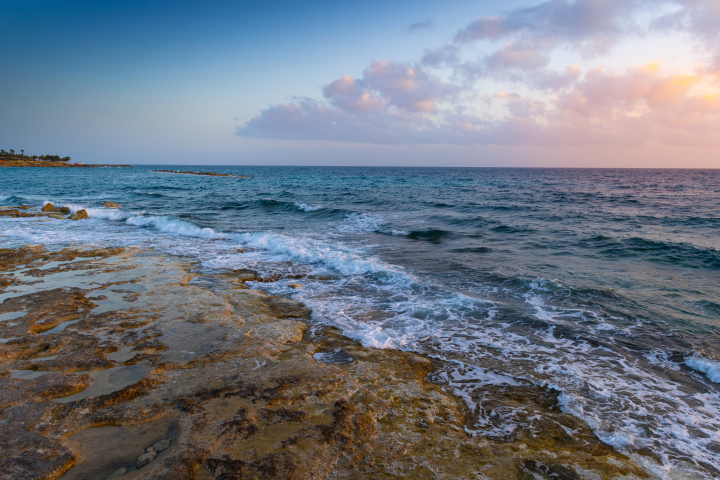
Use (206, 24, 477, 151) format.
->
(2, 166, 719, 478)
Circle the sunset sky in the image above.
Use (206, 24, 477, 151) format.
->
(1, 0, 719, 167)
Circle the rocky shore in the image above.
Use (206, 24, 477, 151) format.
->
(0, 160, 130, 168)
(0, 218, 655, 478)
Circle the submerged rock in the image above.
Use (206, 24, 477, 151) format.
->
(152, 438, 171, 452)
(70, 209, 89, 220)
(103, 201, 122, 208)
(136, 451, 157, 468)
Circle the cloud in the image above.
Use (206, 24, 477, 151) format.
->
(484, 40, 551, 72)
(362, 60, 458, 113)
(238, 61, 720, 148)
(236, 1, 720, 150)
(322, 75, 386, 113)
(407, 19, 434, 32)
(454, 0, 636, 54)
(422, 45, 459, 67)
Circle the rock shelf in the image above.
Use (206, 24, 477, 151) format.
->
(0, 243, 654, 479)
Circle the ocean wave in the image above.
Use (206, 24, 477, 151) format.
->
(406, 228, 454, 242)
(0, 194, 25, 204)
(294, 202, 320, 212)
(228, 231, 410, 280)
(686, 354, 720, 383)
(127, 215, 225, 239)
(583, 235, 720, 270)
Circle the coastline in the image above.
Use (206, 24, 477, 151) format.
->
(0, 222, 654, 478)
(0, 161, 130, 168)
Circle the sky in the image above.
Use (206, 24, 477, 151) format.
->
(1, 0, 719, 167)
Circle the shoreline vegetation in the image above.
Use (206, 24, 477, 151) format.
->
(0, 206, 653, 479)
(154, 169, 248, 178)
(0, 148, 130, 168)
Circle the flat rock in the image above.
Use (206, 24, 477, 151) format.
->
(103, 202, 122, 208)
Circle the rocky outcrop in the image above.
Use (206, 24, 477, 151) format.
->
(42, 203, 60, 213)
(103, 202, 122, 208)
(70, 209, 89, 220)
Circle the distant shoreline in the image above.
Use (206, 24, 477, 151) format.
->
(0, 160, 130, 168)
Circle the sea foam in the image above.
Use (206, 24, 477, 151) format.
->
(294, 202, 320, 212)
(686, 354, 720, 383)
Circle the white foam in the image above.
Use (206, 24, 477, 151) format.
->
(228, 231, 411, 279)
(294, 202, 320, 212)
(686, 354, 720, 383)
(84, 208, 130, 221)
(127, 215, 225, 239)
(336, 212, 383, 233)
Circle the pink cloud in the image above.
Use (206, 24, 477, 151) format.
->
(238, 62, 720, 148)
(322, 75, 386, 113)
(236, 1, 720, 152)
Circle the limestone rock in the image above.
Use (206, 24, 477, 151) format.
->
(59, 207, 71, 214)
(41, 203, 60, 212)
(70, 209, 89, 220)
(289, 283, 303, 289)
(19, 205, 30, 210)
(103, 202, 122, 208)
(136, 451, 156, 468)
(0, 209, 19, 217)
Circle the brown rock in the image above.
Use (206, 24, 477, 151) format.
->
(19, 205, 30, 210)
(103, 202, 122, 208)
(59, 207, 71, 214)
(42, 203, 60, 212)
(0, 209, 19, 217)
(70, 209, 89, 220)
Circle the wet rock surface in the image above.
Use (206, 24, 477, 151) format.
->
(69, 209, 88, 220)
(0, 246, 655, 479)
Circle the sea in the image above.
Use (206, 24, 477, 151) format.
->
(2, 166, 719, 479)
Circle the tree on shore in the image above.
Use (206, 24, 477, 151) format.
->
(0, 148, 72, 162)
